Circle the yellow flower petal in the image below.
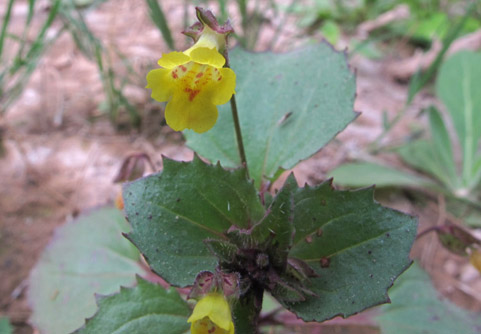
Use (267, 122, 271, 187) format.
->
(165, 95, 218, 133)
(205, 294, 233, 331)
(189, 47, 225, 68)
(228, 322, 235, 334)
(147, 33, 235, 133)
(187, 293, 234, 332)
(208, 67, 236, 105)
(157, 51, 190, 69)
(145, 68, 174, 102)
(470, 249, 481, 273)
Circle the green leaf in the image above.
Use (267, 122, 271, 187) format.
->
(428, 106, 459, 189)
(472, 156, 481, 188)
(0, 317, 13, 334)
(436, 51, 481, 188)
(329, 162, 438, 189)
(278, 182, 417, 322)
(409, 12, 448, 41)
(124, 156, 265, 287)
(185, 43, 357, 188)
(397, 140, 454, 190)
(29, 208, 146, 334)
(320, 20, 341, 45)
(74, 277, 190, 334)
(376, 263, 481, 334)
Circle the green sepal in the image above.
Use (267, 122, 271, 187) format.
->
(286, 257, 318, 283)
(204, 239, 238, 264)
(270, 276, 306, 303)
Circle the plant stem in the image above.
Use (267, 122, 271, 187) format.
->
(230, 94, 249, 177)
(232, 286, 263, 334)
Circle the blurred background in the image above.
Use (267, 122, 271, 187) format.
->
(1, 0, 481, 333)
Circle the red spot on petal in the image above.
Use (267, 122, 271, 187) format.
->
(196, 72, 204, 78)
(184, 88, 200, 101)
(179, 65, 187, 72)
(217, 76, 222, 81)
(171, 71, 178, 79)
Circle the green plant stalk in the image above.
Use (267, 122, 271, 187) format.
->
(17, 0, 36, 58)
(25, 0, 61, 61)
(0, 0, 15, 60)
(231, 286, 263, 334)
(217, 0, 228, 23)
(230, 94, 249, 177)
(146, 0, 175, 51)
(238, 0, 248, 32)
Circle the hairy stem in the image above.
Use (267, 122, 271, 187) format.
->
(232, 286, 263, 334)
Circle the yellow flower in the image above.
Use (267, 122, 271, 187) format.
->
(470, 248, 481, 273)
(188, 292, 235, 334)
(146, 26, 236, 133)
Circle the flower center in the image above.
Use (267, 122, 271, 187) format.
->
(170, 62, 223, 102)
(192, 316, 228, 334)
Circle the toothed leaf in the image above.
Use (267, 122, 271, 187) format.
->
(278, 181, 417, 322)
(73, 277, 190, 334)
(124, 156, 265, 287)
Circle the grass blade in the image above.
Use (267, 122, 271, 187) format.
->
(27, 0, 35, 25)
(0, 0, 15, 59)
(145, 0, 175, 50)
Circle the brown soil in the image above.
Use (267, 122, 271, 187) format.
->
(0, 1, 480, 333)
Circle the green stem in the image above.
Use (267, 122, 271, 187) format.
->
(232, 286, 263, 334)
(368, 105, 407, 153)
(230, 94, 249, 177)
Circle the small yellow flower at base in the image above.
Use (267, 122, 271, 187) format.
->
(146, 45, 235, 134)
(470, 248, 481, 273)
(188, 293, 235, 334)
